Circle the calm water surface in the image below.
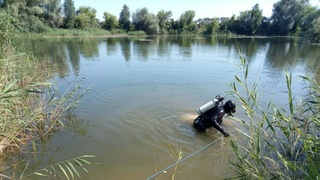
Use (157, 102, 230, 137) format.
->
(19, 36, 320, 179)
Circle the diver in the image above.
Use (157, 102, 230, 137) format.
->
(193, 95, 236, 137)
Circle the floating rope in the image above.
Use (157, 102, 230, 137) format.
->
(145, 136, 224, 180)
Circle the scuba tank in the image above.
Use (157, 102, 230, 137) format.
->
(196, 97, 219, 115)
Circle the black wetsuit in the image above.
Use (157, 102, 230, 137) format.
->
(193, 106, 229, 136)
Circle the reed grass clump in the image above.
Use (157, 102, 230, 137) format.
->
(0, 57, 94, 179)
(228, 54, 320, 179)
(0, 12, 93, 179)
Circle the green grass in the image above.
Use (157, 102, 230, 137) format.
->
(18, 28, 113, 38)
(228, 53, 320, 179)
(16, 28, 152, 39)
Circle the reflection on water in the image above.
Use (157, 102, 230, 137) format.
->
(20, 37, 320, 78)
(16, 36, 320, 179)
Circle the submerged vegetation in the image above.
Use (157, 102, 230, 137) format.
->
(0, 12, 93, 179)
(228, 54, 320, 179)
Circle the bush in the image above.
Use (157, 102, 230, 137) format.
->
(127, 30, 146, 36)
(110, 29, 126, 34)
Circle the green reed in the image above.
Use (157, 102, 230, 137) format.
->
(168, 143, 183, 180)
(20, 155, 94, 180)
(0, 51, 92, 180)
(228, 54, 320, 179)
(0, 12, 93, 179)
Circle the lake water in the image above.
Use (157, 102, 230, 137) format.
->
(18, 36, 320, 179)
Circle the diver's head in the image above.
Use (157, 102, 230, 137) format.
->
(224, 100, 236, 115)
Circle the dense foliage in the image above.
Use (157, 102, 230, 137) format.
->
(63, 0, 75, 28)
(271, 0, 307, 35)
(74, 6, 99, 29)
(178, 10, 198, 34)
(132, 7, 159, 35)
(119, 4, 131, 32)
(102, 12, 119, 30)
(157, 10, 172, 34)
(0, 0, 319, 42)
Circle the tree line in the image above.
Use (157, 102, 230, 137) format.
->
(0, 0, 319, 42)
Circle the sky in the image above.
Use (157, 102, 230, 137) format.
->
(74, 0, 320, 21)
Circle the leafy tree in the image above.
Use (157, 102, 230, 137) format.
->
(119, 4, 131, 32)
(74, 6, 99, 29)
(247, 4, 263, 35)
(195, 18, 211, 26)
(258, 17, 272, 35)
(221, 14, 238, 34)
(102, 12, 118, 30)
(229, 4, 263, 35)
(169, 19, 179, 34)
(271, 0, 309, 35)
(179, 10, 195, 26)
(218, 17, 231, 33)
(1, 0, 63, 30)
(196, 18, 211, 34)
(17, 0, 63, 28)
(178, 10, 198, 33)
(2, 0, 50, 32)
(42, 0, 63, 28)
(218, 4, 264, 35)
(63, 0, 75, 28)
(132, 7, 159, 34)
(300, 6, 320, 42)
(195, 18, 220, 35)
(204, 19, 219, 35)
(235, 11, 249, 34)
(157, 10, 172, 34)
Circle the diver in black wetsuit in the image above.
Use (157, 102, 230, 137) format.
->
(193, 99, 236, 137)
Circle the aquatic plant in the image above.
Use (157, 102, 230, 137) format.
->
(20, 155, 94, 180)
(168, 143, 183, 180)
(228, 54, 320, 179)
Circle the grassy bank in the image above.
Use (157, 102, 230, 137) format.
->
(228, 55, 320, 179)
(17, 28, 150, 38)
(16, 27, 236, 39)
(18, 28, 113, 38)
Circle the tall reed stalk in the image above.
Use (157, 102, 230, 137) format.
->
(168, 143, 183, 180)
(228, 54, 320, 179)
